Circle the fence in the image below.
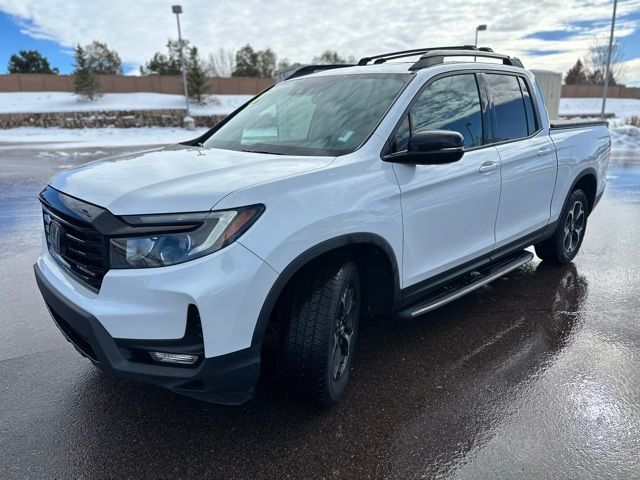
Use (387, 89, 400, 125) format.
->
(0, 74, 274, 95)
(561, 84, 640, 99)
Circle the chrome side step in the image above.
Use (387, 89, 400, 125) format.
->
(398, 251, 534, 319)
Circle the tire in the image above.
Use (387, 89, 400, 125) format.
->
(535, 189, 589, 264)
(279, 260, 361, 407)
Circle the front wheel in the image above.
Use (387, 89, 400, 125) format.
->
(279, 260, 361, 407)
(535, 189, 589, 264)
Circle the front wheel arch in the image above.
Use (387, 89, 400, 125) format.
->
(251, 233, 400, 349)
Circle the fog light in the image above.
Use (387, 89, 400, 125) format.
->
(149, 352, 199, 365)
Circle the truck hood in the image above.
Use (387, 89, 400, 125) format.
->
(49, 145, 334, 214)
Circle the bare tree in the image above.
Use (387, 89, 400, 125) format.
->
(207, 48, 236, 78)
(585, 37, 626, 85)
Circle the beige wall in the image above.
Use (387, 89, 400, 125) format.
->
(561, 84, 640, 99)
(0, 74, 274, 95)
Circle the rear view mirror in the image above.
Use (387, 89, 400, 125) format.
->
(383, 130, 465, 165)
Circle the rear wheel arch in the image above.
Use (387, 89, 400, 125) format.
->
(568, 168, 597, 214)
(251, 233, 400, 349)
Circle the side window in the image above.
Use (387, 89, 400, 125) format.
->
(518, 77, 538, 135)
(410, 74, 483, 148)
(485, 74, 529, 142)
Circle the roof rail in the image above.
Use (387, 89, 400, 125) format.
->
(358, 46, 477, 66)
(284, 64, 356, 81)
(409, 49, 524, 70)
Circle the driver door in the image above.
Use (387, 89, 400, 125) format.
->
(391, 73, 502, 288)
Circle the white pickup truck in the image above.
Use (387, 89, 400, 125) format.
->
(34, 46, 610, 406)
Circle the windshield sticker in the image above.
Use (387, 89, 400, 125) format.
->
(338, 130, 354, 142)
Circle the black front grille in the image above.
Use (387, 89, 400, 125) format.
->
(43, 204, 109, 291)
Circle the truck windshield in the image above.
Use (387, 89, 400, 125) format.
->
(203, 73, 413, 156)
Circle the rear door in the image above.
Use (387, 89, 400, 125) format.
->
(390, 73, 502, 288)
(484, 73, 557, 247)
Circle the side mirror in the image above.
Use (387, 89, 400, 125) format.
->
(383, 130, 465, 165)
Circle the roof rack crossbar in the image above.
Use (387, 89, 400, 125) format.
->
(358, 45, 477, 66)
(284, 64, 356, 81)
(409, 50, 524, 70)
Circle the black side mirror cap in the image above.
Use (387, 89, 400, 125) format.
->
(383, 130, 465, 165)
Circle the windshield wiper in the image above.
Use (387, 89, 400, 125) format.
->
(240, 149, 284, 155)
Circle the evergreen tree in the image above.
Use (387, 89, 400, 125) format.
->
(8, 50, 58, 74)
(73, 45, 101, 100)
(257, 48, 276, 77)
(313, 50, 348, 65)
(564, 59, 587, 85)
(186, 46, 209, 103)
(586, 68, 617, 86)
(233, 45, 260, 77)
(141, 39, 188, 75)
(84, 41, 122, 74)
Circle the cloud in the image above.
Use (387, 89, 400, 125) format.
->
(1, 0, 639, 82)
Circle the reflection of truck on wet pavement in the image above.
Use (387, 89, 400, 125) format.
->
(34, 46, 610, 407)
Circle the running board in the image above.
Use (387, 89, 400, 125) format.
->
(397, 251, 534, 319)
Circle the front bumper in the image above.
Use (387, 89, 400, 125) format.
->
(35, 263, 263, 405)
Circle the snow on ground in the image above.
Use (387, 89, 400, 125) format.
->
(559, 97, 640, 120)
(0, 126, 208, 150)
(0, 92, 252, 116)
(0, 94, 637, 153)
(560, 97, 640, 154)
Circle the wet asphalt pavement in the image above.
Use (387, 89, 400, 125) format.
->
(1, 145, 639, 480)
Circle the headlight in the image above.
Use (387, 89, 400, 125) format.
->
(109, 205, 264, 268)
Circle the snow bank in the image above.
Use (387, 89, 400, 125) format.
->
(0, 126, 208, 150)
(0, 92, 252, 116)
(610, 125, 640, 153)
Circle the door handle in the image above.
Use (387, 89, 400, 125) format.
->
(478, 161, 498, 173)
(537, 147, 554, 156)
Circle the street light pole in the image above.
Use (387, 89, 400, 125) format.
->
(475, 25, 487, 61)
(475, 24, 487, 47)
(172, 5, 193, 128)
(601, 0, 618, 119)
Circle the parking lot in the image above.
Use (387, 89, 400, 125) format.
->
(1, 145, 639, 479)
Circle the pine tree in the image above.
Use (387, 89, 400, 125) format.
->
(564, 59, 587, 85)
(233, 45, 260, 77)
(73, 45, 101, 100)
(140, 39, 187, 75)
(313, 50, 348, 65)
(84, 41, 122, 74)
(257, 48, 276, 77)
(187, 46, 209, 103)
(8, 50, 58, 74)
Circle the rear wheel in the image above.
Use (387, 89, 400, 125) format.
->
(535, 189, 588, 264)
(279, 260, 360, 406)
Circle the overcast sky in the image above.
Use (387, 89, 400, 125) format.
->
(1, 0, 639, 85)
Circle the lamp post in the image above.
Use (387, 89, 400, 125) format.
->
(601, 0, 618, 119)
(172, 5, 193, 129)
(475, 24, 487, 47)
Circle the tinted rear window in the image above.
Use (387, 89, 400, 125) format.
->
(485, 74, 528, 142)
